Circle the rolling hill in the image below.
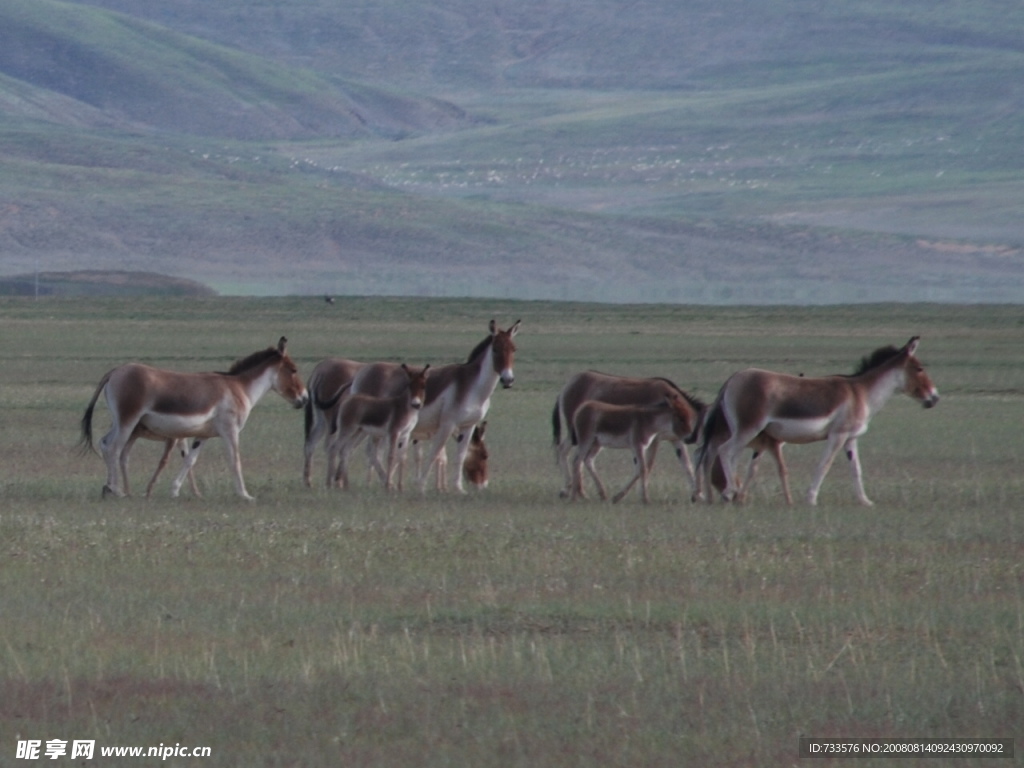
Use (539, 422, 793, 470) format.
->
(0, 0, 1022, 302)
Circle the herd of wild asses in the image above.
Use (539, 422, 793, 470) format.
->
(80, 321, 937, 506)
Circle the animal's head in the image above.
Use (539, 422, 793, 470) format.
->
(401, 363, 430, 409)
(489, 319, 520, 389)
(273, 337, 308, 409)
(900, 336, 939, 409)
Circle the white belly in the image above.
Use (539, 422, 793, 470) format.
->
(141, 410, 218, 438)
(765, 416, 833, 444)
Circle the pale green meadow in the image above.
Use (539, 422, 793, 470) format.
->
(1, 297, 1021, 766)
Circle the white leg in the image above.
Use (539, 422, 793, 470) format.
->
(171, 441, 205, 498)
(845, 438, 874, 506)
(807, 434, 847, 506)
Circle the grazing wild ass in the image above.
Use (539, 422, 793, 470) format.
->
(80, 337, 308, 500)
(326, 364, 430, 491)
(693, 405, 791, 504)
(553, 371, 705, 499)
(706, 336, 938, 506)
(570, 393, 699, 504)
(311, 319, 519, 492)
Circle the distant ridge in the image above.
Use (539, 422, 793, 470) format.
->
(0, 271, 216, 297)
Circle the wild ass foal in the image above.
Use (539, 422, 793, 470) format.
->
(326, 364, 430, 491)
(80, 337, 308, 500)
(461, 421, 489, 490)
(708, 336, 939, 506)
(553, 372, 705, 499)
(570, 393, 698, 503)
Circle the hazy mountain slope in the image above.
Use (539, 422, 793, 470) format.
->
(0, 0, 467, 139)
(1, 0, 1022, 301)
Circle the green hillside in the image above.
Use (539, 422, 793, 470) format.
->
(0, 0, 1022, 301)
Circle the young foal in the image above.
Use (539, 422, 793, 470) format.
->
(710, 336, 939, 505)
(570, 393, 697, 504)
(553, 371, 705, 499)
(81, 337, 308, 500)
(326, 364, 430, 491)
(462, 421, 489, 490)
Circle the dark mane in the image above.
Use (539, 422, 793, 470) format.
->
(853, 345, 901, 376)
(227, 347, 280, 375)
(465, 335, 493, 363)
(651, 376, 707, 413)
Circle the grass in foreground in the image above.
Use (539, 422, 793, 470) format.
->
(1, 297, 1021, 766)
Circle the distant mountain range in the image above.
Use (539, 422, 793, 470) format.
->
(1, 0, 1021, 302)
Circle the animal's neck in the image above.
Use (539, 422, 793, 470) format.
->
(861, 362, 906, 413)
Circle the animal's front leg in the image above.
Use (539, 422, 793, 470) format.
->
(172, 441, 205, 498)
(221, 434, 253, 501)
(449, 428, 475, 494)
(845, 438, 873, 506)
(807, 434, 846, 505)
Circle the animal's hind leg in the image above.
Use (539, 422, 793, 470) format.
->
(612, 446, 648, 503)
(581, 445, 608, 501)
(144, 439, 176, 498)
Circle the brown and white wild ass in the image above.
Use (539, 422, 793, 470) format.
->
(553, 371, 705, 499)
(313, 319, 519, 492)
(326, 364, 430, 491)
(80, 337, 308, 500)
(707, 336, 939, 506)
(570, 393, 699, 504)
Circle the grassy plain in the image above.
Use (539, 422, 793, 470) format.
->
(1, 297, 1022, 766)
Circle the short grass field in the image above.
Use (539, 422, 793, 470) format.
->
(1, 297, 1021, 766)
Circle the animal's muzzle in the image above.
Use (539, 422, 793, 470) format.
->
(922, 394, 939, 409)
(500, 370, 515, 389)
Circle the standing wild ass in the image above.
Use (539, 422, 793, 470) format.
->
(706, 336, 939, 506)
(553, 371, 705, 499)
(326, 364, 430, 491)
(80, 337, 308, 500)
(570, 393, 699, 503)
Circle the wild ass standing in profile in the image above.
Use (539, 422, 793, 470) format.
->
(313, 319, 519, 492)
(326, 364, 430, 491)
(570, 393, 699, 504)
(705, 336, 939, 506)
(80, 337, 308, 500)
(553, 371, 705, 499)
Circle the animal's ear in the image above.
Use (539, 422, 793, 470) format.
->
(277, 337, 288, 353)
(489, 319, 497, 335)
(401, 363, 410, 373)
(509, 319, 521, 337)
(423, 363, 431, 374)
(905, 336, 920, 356)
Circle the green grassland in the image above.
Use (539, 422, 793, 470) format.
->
(1, 297, 1021, 766)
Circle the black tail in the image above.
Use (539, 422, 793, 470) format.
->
(693, 398, 724, 474)
(78, 369, 112, 456)
(552, 400, 562, 446)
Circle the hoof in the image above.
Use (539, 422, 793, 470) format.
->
(101, 484, 125, 498)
